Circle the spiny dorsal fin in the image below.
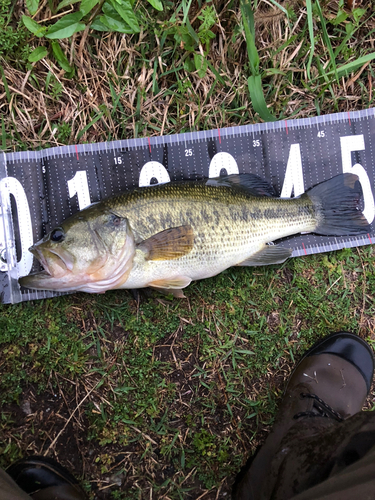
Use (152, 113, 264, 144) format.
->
(206, 173, 276, 197)
(138, 226, 194, 261)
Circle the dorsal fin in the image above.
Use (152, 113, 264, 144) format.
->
(206, 173, 276, 197)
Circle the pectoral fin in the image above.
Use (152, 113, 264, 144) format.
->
(138, 226, 194, 261)
(237, 245, 292, 266)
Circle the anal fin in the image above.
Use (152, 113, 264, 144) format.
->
(237, 245, 292, 267)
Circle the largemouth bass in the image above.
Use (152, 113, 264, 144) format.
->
(19, 173, 370, 296)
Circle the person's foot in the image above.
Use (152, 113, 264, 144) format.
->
(233, 332, 374, 499)
(282, 331, 374, 421)
(6, 455, 88, 500)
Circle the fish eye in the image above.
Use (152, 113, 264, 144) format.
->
(50, 227, 65, 243)
(110, 215, 122, 227)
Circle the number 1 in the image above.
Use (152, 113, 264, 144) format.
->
(67, 171, 91, 210)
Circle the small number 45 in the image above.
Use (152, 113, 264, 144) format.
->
(317, 131, 325, 138)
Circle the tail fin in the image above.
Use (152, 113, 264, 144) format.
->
(306, 173, 371, 236)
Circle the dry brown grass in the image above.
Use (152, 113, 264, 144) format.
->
(1, 0, 374, 149)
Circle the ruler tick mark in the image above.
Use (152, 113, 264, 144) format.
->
(302, 242, 307, 255)
(368, 233, 373, 244)
(285, 120, 288, 135)
(148, 137, 151, 153)
(218, 128, 221, 144)
(75, 145, 79, 160)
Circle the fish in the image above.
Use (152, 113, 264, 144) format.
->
(19, 173, 370, 297)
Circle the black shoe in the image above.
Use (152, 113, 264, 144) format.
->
(6, 456, 88, 500)
(233, 332, 374, 500)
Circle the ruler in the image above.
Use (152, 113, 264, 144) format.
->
(1, 108, 374, 304)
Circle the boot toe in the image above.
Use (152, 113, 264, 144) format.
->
(6, 456, 87, 499)
(303, 332, 374, 393)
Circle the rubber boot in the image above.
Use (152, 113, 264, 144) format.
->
(6, 456, 88, 500)
(234, 332, 374, 500)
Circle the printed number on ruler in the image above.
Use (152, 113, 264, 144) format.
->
(340, 135, 375, 223)
(208, 152, 239, 178)
(139, 161, 171, 187)
(138, 153, 239, 186)
(281, 144, 304, 198)
(281, 135, 375, 223)
(67, 171, 91, 209)
(0, 177, 33, 276)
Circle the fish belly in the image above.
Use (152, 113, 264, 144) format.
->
(122, 230, 268, 290)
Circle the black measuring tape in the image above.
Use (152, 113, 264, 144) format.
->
(1, 108, 374, 304)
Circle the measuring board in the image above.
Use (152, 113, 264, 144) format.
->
(1, 107, 375, 304)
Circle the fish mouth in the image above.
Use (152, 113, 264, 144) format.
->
(19, 270, 65, 290)
(19, 246, 78, 291)
(29, 244, 75, 277)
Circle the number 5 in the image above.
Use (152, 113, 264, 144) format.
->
(340, 135, 375, 224)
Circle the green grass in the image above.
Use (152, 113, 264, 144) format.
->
(1, 0, 375, 498)
(1, 248, 375, 498)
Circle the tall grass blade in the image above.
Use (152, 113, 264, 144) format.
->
(268, 0, 289, 18)
(248, 76, 277, 122)
(0, 65, 10, 103)
(305, 0, 314, 81)
(240, 0, 258, 75)
(335, 52, 375, 78)
(315, 0, 339, 82)
(76, 110, 104, 141)
(241, 0, 276, 121)
(1, 117, 6, 150)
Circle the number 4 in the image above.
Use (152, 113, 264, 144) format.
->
(280, 144, 304, 198)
